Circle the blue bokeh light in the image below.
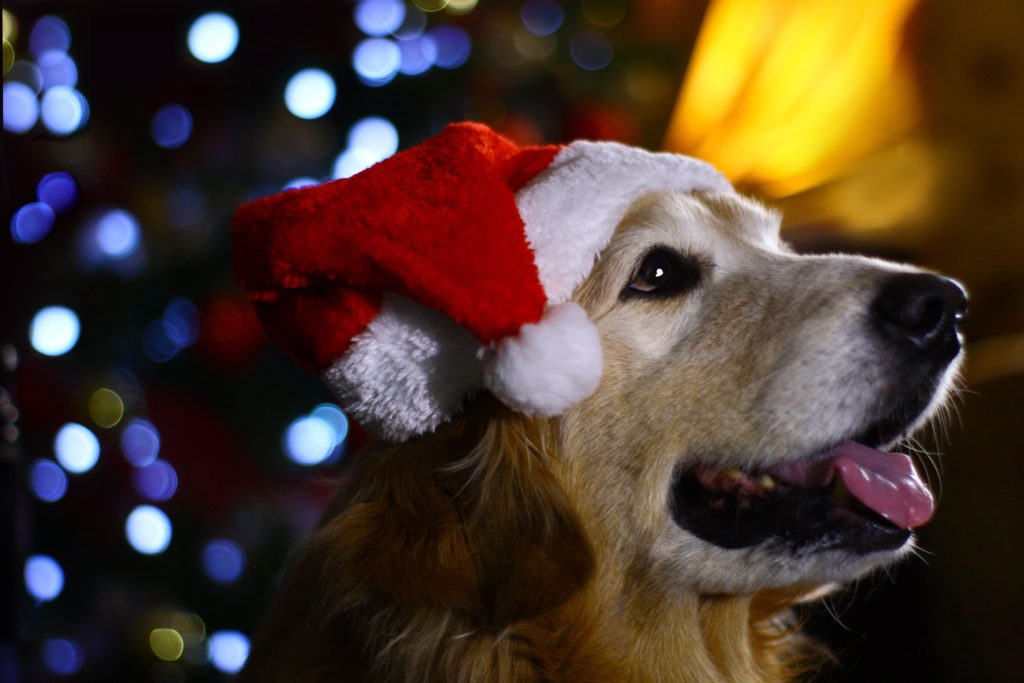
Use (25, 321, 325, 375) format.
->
(132, 459, 178, 502)
(392, 6, 427, 40)
(120, 418, 161, 467)
(42, 638, 83, 676)
(347, 117, 399, 161)
(163, 298, 200, 347)
(311, 404, 349, 447)
(284, 68, 336, 120)
(283, 177, 319, 191)
(30, 459, 68, 503)
(3, 81, 40, 133)
(94, 208, 141, 259)
(188, 13, 239, 64)
(208, 630, 250, 674)
(429, 27, 472, 69)
(354, 0, 406, 37)
(397, 35, 437, 76)
(37, 172, 79, 214)
(54, 423, 100, 474)
(352, 38, 401, 85)
(332, 148, 378, 180)
(151, 104, 193, 148)
(11, 202, 56, 244)
(29, 306, 80, 356)
(37, 50, 78, 90)
(570, 31, 614, 71)
(521, 0, 565, 36)
(202, 539, 246, 584)
(25, 554, 64, 602)
(125, 505, 173, 555)
(283, 415, 336, 465)
(29, 16, 71, 58)
(40, 86, 86, 136)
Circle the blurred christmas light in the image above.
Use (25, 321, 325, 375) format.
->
(150, 628, 185, 662)
(54, 423, 100, 474)
(202, 539, 246, 584)
(163, 298, 200, 347)
(151, 104, 193, 148)
(581, 0, 627, 27)
(3, 39, 12, 75)
(120, 418, 161, 467)
(284, 68, 336, 119)
(208, 631, 249, 674)
(29, 306, 80, 356)
(283, 177, 319, 190)
(352, 38, 401, 85)
(355, 0, 406, 37)
(40, 85, 86, 135)
(89, 388, 124, 428)
(447, 0, 479, 13)
(131, 459, 178, 502)
(569, 31, 613, 71)
(283, 414, 336, 465)
(414, 0, 449, 12)
(36, 172, 78, 214)
(311, 403, 349, 447)
(11, 202, 56, 244)
(332, 148, 378, 180)
(348, 117, 399, 161)
(29, 459, 68, 503)
(29, 16, 70, 58)
(94, 208, 141, 259)
(125, 505, 173, 555)
(187, 12, 238, 64)
(3, 81, 39, 133)
(37, 49, 77, 89)
(2, 9, 15, 42)
(392, 6, 426, 40)
(144, 320, 185, 362)
(25, 554, 64, 601)
(397, 34, 437, 75)
(429, 27, 471, 69)
(521, 1, 564, 36)
(41, 638, 83, 676)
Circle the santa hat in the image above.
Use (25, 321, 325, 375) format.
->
(233, 122, 732, 441)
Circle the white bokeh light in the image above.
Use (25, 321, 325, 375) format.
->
(283, 415, 335, 465)
(4, 81, 40, 133)
(95, 209, 141, 259)
(30, 306, 80, 356)
(125, 505, 173, 555)
(352, 38, 401, 85)
(332, 148, 379, 180)
(40, 86, 86, 136)
(54, 423, 100, 474)
(187, 13, 239, 64)
(208, 630, 250, 674)
(347, 116, 399, 161)
(24, 554, 64, 602)
(284, 69, 336, 120)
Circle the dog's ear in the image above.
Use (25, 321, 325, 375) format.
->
(314, 400, 594, 628)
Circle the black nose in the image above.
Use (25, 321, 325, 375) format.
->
(871, 273, 967, 362)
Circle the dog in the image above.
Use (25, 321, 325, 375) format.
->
(239, 190, 965, 682)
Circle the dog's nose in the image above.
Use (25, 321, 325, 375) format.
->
(870, 273, 967, 362)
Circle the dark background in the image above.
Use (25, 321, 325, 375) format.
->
(3, 1, 1022, 681)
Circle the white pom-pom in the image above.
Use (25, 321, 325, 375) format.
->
(482, 302, 603, 416)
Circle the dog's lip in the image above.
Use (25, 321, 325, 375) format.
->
(767, 441, 934, 529)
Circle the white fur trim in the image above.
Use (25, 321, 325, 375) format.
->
(515, 141, 733, 302)
(324, 294, 483, 442)
(483, 302, 602, 417)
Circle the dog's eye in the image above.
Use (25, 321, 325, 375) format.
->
(625, 247, 703, 299)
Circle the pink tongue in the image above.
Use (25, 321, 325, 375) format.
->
(769, 441, 934, 529)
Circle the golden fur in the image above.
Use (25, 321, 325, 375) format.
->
(241, 192, 956, 682)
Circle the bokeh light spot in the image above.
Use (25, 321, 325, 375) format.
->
(54, 423, 100, 474)
(570, 30, 613, 71)
(521, 0, 564, 36)
(95, 208, 141, 259)
(37, 49, 77, 89)
(29, 459, 68, 503)
(30, 306, 80, 356)
(163, 298, 200, 348)
(29, 16, 70, 58)
(151, 104, 193, 148)
(11, 202, 56, 244)
(150, 628, 184, 662)
(283, 415, 335, 465)
(202, 539, 246, 584)
(397, 35, 437, 76)
(36, 172, 78, 214)
(414, 0, 449, 12)
(125, 505, 172, 555)
(89, 388, 124, 428)
(25, 554, 64, 601)
(187, 12, 239, 64)
(208, 631, 249, 674)
(347, 117, 399, 161)
(429, 26, 472, 69)
(332, 148, 379, 180)
(42, 638, 83, 676)
(40, 85, 85, 135)
(284, 68, 336, 120)
(283, 177, 319, 190)
(447, 0, 479, 13)
(131, 459, 178, 502)
(392, 6, 427, 40)
(311, 404, 349, 447)
(352, 38, 401, 85)
(3, 81, 39, 133)
(355, 0, 406, 37)
(120, 418, 161, 467)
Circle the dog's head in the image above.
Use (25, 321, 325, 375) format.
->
(561, 190, 965, 595)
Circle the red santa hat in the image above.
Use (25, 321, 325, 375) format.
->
(233, 122, 731, 441)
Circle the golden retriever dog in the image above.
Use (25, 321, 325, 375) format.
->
(240, 191, 965, 682)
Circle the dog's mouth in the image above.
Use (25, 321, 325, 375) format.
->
(670, 441, 933, 554)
